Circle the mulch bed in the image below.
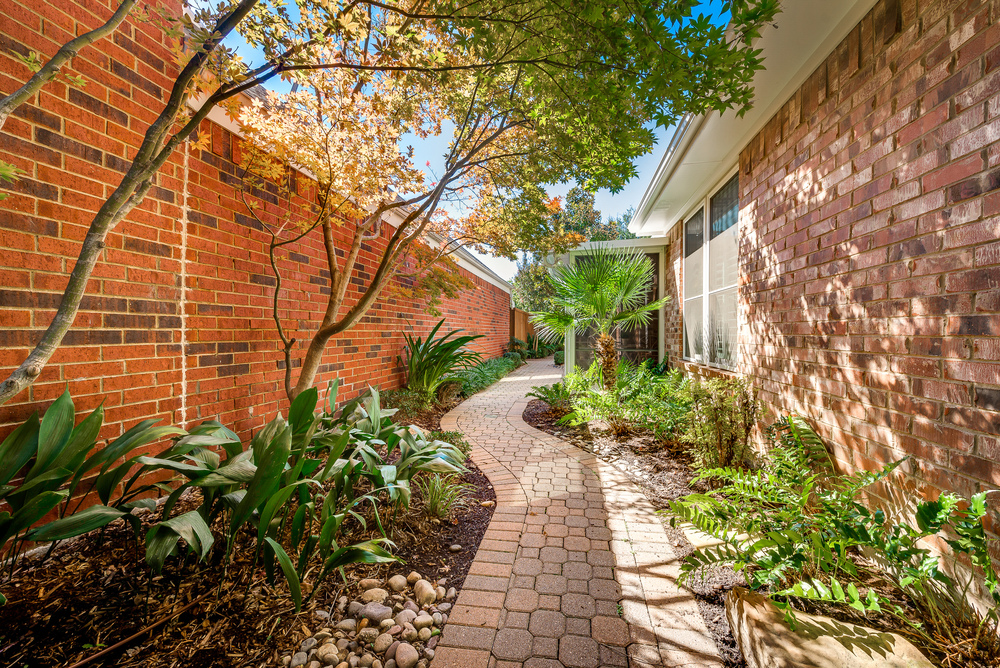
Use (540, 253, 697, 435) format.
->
(0, 401, 494, 668)
(523, 398, 747, 667)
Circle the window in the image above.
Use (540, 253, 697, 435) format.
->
(683, 173, 739, 367)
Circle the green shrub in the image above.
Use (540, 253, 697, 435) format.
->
(429, 430, 472, 458)
(553, 350, 565, 365)
(399, 319, 483, 402)
(0, 392, 187, 599)
(562, 361, 692, 442)
(681, 375, 758, 470)
(502, 351, 524, 367)
(456, 356, 519, 396)
(668, 415, 1000, 661)
(415, 473, 473, 519)
(382, 387, 432, 422)
(527, 382, 572, 414)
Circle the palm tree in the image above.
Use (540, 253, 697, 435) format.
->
(530, 245, 668, 390)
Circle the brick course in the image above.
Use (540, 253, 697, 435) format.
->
(0, 0, 510, 451)
(737, 0, 1000, 523)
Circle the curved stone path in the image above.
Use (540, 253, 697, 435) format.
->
(434, 359, 721, 668)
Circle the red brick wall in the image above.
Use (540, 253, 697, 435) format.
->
(0, 0, 510, 446)
(739, 0, 1000, 514)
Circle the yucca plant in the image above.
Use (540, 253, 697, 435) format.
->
(399, 319, 484, 403)
(0, 390, 186, 600)
(530, 245, 668, 389)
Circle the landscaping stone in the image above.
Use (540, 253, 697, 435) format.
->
(388, 575, 408, 592)
(726, 587, 935, 668)
(412, 579, 436, 607)
(373, 633, 394, 654)
(359, 603, 393, 624)
(393, 643, 419, 668)
(361, 588, 388, 604)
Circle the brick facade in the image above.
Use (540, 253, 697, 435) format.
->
(737, 0, 1000, 516)
(0, 0, 511, 447)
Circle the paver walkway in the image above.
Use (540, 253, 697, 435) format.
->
(434, 359, 721, 668)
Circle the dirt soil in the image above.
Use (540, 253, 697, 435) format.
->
(0, 445, 493, 668)
(523, 398, 747, 667)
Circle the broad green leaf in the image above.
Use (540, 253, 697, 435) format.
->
(290, 387, 319, 434)
(0, 413, 39, 490)
(32, 390, 75, 476)
(145, 510, 215, 573)
(29, 504, 135, 541)
(264, 537, 302, 612)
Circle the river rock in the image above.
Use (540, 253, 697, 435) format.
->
(401, 624, 418, 642)
(402, 600, 419, 613)
(394, 643, 419, 668)
(360, 602, 393, 624)
(394, 609, 417, 627)
(373, 633, 394, 654)
(317, 644, 340, 664)
(431, 612, 442, 627)
(291, 652, 309, 668)
(385, 640, 400, 661)
(437, 603, 451, 613)
(358, 654, 374, 668)
(358, 628, 379, 645)
(359, 578, 381, 591)
(412, 580, 436, 607)
(445, 587, 456, 600)
(301, 638, 318, 653)
(406, 571, 421, 585)
(348, 602, 364, 617)
(448, 544, 462, 552)
(435, 586, 446, 601)
(387, 574, 408, 592)
(417, 628, 431, 642)
(361, 588, 388, 604)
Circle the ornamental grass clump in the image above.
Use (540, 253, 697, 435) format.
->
(668, 415, 1000, 667)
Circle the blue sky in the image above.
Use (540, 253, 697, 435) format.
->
(226, 1, 728, 281)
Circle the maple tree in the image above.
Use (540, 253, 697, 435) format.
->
(0, 0, 780, 405)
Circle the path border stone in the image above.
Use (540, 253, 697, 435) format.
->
(434, 360, 721, 668)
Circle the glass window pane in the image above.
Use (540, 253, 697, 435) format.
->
(709, 175, 739, 291)
(707, 288, 738, 368)
(685, 210, 703, 256)
(684, 209, 704, 300)
(709, 174, 739, 239)
(709, 222, 737, 291)
(683, 297, 703, 362)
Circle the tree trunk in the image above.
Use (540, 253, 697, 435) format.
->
(596, 333, 617, 391)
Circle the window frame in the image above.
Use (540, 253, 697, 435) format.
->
(682, 168, 740, 369)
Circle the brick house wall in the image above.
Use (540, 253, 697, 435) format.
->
(737, 0, 1000, 521)
(0, 0, 511, 448)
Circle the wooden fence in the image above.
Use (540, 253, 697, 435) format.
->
(510, 308, 536, 342)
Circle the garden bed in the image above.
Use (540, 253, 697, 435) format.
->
(524, 398, 999, 668)
(0, 452, 494, 668)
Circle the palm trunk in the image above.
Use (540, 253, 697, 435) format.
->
(596, 333, 617, 390)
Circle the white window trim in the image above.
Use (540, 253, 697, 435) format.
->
(682, 167, 740, 369)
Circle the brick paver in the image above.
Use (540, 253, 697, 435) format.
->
(435, 359, 721, 668)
